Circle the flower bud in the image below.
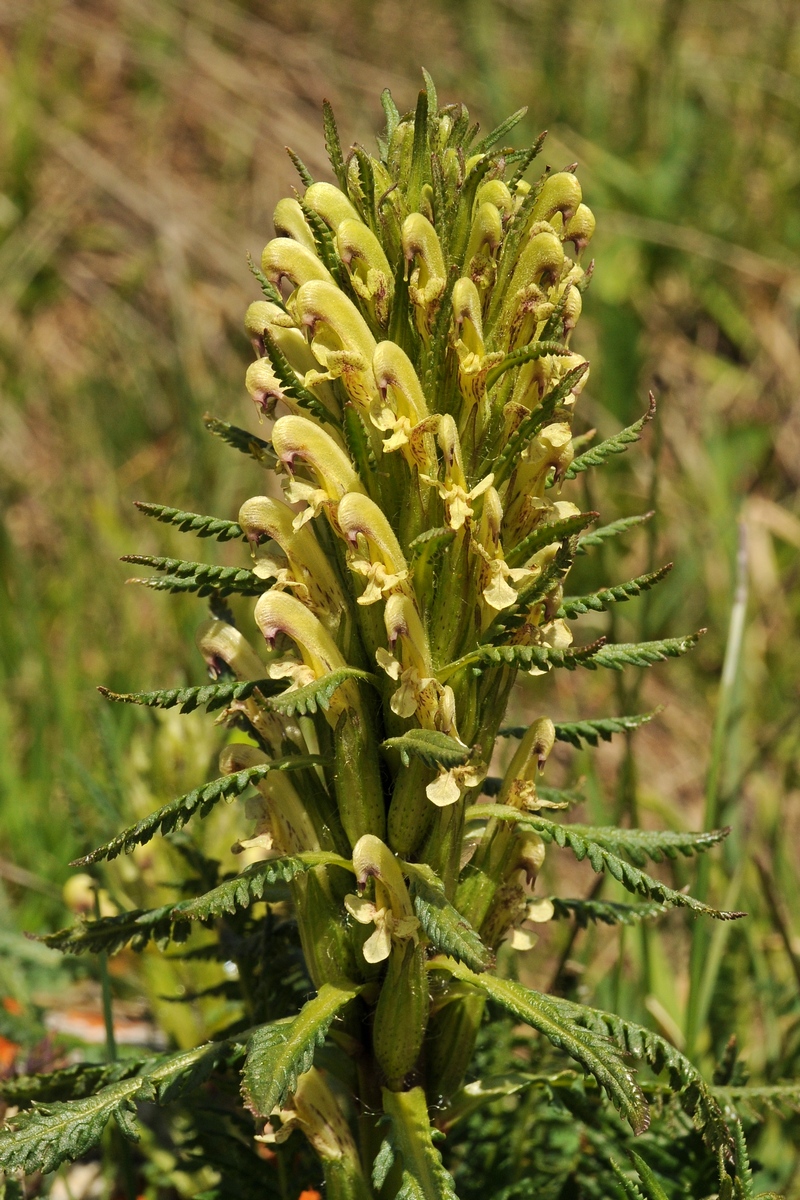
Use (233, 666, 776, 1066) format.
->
(562, 203, 596, 253)
(337, 492, 409, 606)
(401, 213, 447, 342)
(272, 414, 365, 527)
(254, 590, 346, 678)
(303, 181, 360, 231)
(476, 179, 514, 220)
(336, 218, 394, 327)
(261, 238, 333, 291)
(273, 197, 317, 253)
(293, 280, 379, 410)
(196, 619, 266, 681)
(531, 171, 582, 226)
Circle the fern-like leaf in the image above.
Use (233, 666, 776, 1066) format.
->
(73, 757, 328, 866)
(584, 633, 703, 672)
(0, 1042, 227, 1174)
(261, 328, 338, 427)
(500, 710, 658, 748)
(576, 511, 654, 555)
(552, 822, 731, 866)
(528, 816, 743, 918)
(242, 982, 361, 1117)
(132, 501, 245, 542)
(484, 339, 574, 391)
(552, 997, 733, 1158)
(382, 729, 471, 769)
(41, 853, 348, 955)
(470, 106, 528, 155)
(322, 99, 349, 191)
(98, 677, 281, 715)
(285, 146, 314, 187)
(123, 555, 264, 598)
(490, 362, 589, 486)
(428, 958, 650, 1135)
(405, 862, 492, 973)
(506, 511, 598, 569)
(268, 667, 378, 716)
(562, 393, 656, 481)
(549, 897, 669, 927)
(558, 564, 673, 618)
(202, 413, 276, 466)
(1, 1061, 146, 1107)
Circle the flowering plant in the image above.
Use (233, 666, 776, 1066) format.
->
(0, 77, 764, 1200)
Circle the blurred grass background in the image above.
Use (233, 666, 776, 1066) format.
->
(1, 0, 799, 1190)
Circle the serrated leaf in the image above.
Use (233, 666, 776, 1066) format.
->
(489, 363, 589, 487)
(286, 145, 314, 187)
(549, 897, 669, 927)
(484, 340, 572, 392)
(73, 757, 329, 866)
(322, 99, 349, 191)
(552, 997, 733, 1158)
(246, 251, 285, 308)
(382, 729, 471, 769)
(556, 823, 731, 866)
(506, 511, 598, 569)
(0, 1042, 232, 1174)
(448, 637, 605, 678)
(1, 1060, 147, 1106)
(242, 982, 361, 1117)
(268, 667, 378, 716)
(470, 106, 528, 155)
(382, 1087, 459, 1200)
(562, 394, 656, 481)
(527, 816, 744, 919)
(428, 958, 650, 1135)
(506, 129, 548, 189)
(628, 1150, 671, 1200)
(408, 526, 456, 560)
(133, 502, 246, 542)
(98, 677, 282, 715)
(405, 862, 492, 972)
(203, 413, 276, 466)
(41, 853, 348, 954)
(262, 328, 339, 427)
(558, 564, 673, 617)
(500, 710, 658, 748)
(712, 1083, 800, 1121)
(122, 555, 265, 598)
(586, 632, 704, 671)
(575, 511, 654, 555)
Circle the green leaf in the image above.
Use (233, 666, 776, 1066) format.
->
(261, 328, 339, 427)
(506, 129, 548, 188)
(133, 502, 246, 542)
(555, 822, 731, 866)
(485, 340, 574, 393)
(286, 145, 314, 187)
(528, 816, 744, 919)
(1, 1060, 147, 1106)
(405, 862, 492, 973)
(553, 997, 733, 1158)
(408, 526, 456, 560)
(203, 413, 276, 466)
(471, 106, 528, 155)
(269, 667, 378, 716)
(380, 88, 400, 143)
(585, 632, 704, 671)
(549, 897, 669, 927)
(575, 511, 654, 555)
(382, 1086, 459, 1200)
(122, 555, 265, 598)
(322, 99, 349, 191)
(628, 1150, 671, 1200)
(506, 511, 598, 569)
(41, 854, 349, 955)
(0, 1041, 229, 1174)
(428, 959, 650, 1135)
(247, 251, 286, 308)
(711, 1083, 800, 1121)
(242, 982, 361, 1116)
(436, 1070, 577, 1132)
(382, 729, 470, 769)
(447, 637, 605, 678)
(558, 564, 673, 617)
(500, 710, 659, 748)
(98, 677, 282, 715)
(73, 757, 328, 866)
(563, 394, 656, 481)
(489, 362, 589, 487)
(406, 88, 429, 213)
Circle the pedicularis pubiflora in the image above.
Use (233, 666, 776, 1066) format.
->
(1, 79, 758, 1198)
